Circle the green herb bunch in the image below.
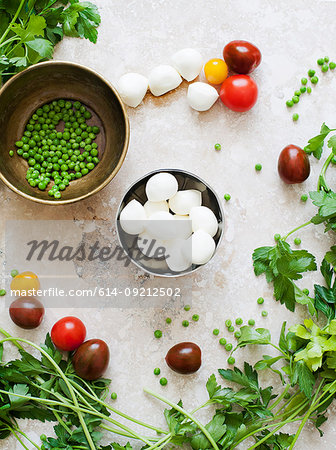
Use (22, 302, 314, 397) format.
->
(0, 0, 101, 85)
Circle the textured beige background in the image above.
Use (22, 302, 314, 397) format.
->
(1, 0, 336, 448)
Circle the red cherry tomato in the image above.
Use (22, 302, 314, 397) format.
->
(9, 297, 44, 329)
(72, 339, 110, 380)
(223, 40, 261, 74)
(51, 316, 86, 351)
(278, 145, 310, 184)
(220, 75, 258, 112)
(165, 342, 201, 374)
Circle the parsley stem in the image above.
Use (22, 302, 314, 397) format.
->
(11, 426, 41, 450)
(269, 343, 288, 358)
(282, 219, 312, 241)
(144, 387, 220, 450)
(268, 384, 290, 410)
(317, 151, 334, 192)
(0, 0, 26, 46)
(9, 427, 31, 450)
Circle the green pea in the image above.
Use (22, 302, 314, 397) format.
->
(257, 297, 264, 304)
(292, 96, 299, 104)
(182, 320, 189, 327)
(192, 314, 199, 321)
(303, 288, 309, 295)
(235, 318, 243, 325)
(224, 193, 231, 201)
(311, 76, 318, 84)
(81, 168, 89, 176)
(160, 377, 167, 386)
(294, 90, 301, 97)
(255, 163, 262, 171)
(225, 343, 232, 351)
(248, 319, 255, 326)
(286, 100, 294, 107)
(234, 331, 241, 339)
(294, 237, 301, 245)
(11, 269, 19, 278)
(324, 56, 329, 63)
(0, 289, 6, 296)
(214, 143, 221, 151)
(54, 191, 61, 199)
(301, 78, 307, 85)
(213, 328, 219, 336)
(321, 64, 329, 73)
(300, 86, 306, 93)
(154, 330, 162, 338)
(225, 319, 232, 327)
(15, 141, 23, 147)
(227, 356, 235, 365)
(317, 58, 324, 65)
(301, 194, 308, 202)
(307, 86, 312, 94)
(154, 368, 161, 375)
(261, 310, 268, 317)
(9, 150, 14, 157)
(292, 113, 299, 121)
(228, 325, 235, 333)
(92, 126, 100, 134)
(219, 338, 227, 345)
(87, 163, 94, 170)
(111, 392, 117, 400)
(166, 318, 172, 324)
(184, 304, 191, 311)
(329, 62, 336, 70)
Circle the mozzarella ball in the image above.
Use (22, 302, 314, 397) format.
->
(120, 199, 146, 235)
(137, 232, 167, 259)
(190, 230, 216, 265)
(116, 73, 148, 108)
(145, 173, 178, 202)
(169, 190, 202, 215)
(148, 65, 182, 96)
(190, 206, 218, 237)
(171, 48, 203, 81)
(144, 200, 169, 216)
(145, 211, 176, 240)
(166, 239, 192, 272)
(187, 82, 219, 111)
(174, 215, 192, 240)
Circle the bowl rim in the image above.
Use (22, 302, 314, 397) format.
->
(115, 168, 225, 278)
(0, 60, 130, 205)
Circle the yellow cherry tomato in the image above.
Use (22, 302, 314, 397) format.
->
(11, 271, 40, 295)
(204, 58, 228, 84)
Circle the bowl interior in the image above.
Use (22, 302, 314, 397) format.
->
(0, 62, 128, 204)
(117, 169, 224, 277)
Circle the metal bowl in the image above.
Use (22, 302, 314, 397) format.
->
(116, 169, 224, 277)
(0, 61, 129, 205)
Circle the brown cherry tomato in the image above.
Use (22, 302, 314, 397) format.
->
(278, 145, 310, 184)
(9, 296, 44, 329)
(223, 40, 261, 74)
(72, 339, 110, 380)
(165, 342, 201, 374)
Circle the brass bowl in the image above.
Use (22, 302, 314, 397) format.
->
(0, 61, 129, 205)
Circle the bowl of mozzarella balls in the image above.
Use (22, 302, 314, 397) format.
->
(116, 169, 224, 277)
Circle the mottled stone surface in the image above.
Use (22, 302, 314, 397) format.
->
(1, 0, 336, 448)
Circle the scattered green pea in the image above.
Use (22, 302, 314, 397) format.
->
(234, 331, 241, 339)
(286, 100, 294, 107)
(214, 143, 221, 151)
(292, 95, 299, 104)
(294, 90, 301, 97)
(301, 194, 308, 202)
(261, 310, 268, 317)
(292, 113, 299, 122)
(317, 58, 324, 66)
(160, 377, 167, 386)
(0, 289, 6, 296)
(9, 150, 14, 157)
(225, 343, 233, 351)
(329, 62, 336, 70)
(192, 314, 199, 321)
(213, 328, 220, 336)
(303, 288, 309, 295)
(274, 233, 281, 242)
(40, 434, 47, 442)
(184, 304, 191, 311)
(154, 330, 162, 339)
(219, 338, 227, 346)
(300, 86, 306, 93)
(225, 319, 232, 327)
(248, 319, 255, 326)
(308, 69, 315, 77)
(257, 297, 264, 305)
(182, 320, 189, 327)
(307, 87, 312, 93)
(255, 163, 262, 171)
(235, 318, 243, 325)
(311, 76, 318, 84)
(224, 193, 231, 201)
(154, 368, 161, 376)
(301, 78, 308, 85)
(294, 237, 301, 245)
(166, 318, 172, 324)
(227, 356, 235, 365)
(11, 269, 19, 278)
(111, 392, 117, 400)
(321, 64, 329, 73)
(324, 56, 330, 63)
(228, 325, 235, 333)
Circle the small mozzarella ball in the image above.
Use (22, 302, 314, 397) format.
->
(144, 200, 169, 216)
(148, 65, 182, 96)
(190, 230, 216, 265)
(174, 215, 192, 240)
(116, 73, 148, 108)
(145, 173, 178, 202)
(169, 190, 202, 215)
(190, 206, 218, 237)
(137, 232, 167, 258)
(171, 48, 203, 81)
(145, 211, 176, 240)
(166, 239, 192, 272)
(187, 82, 219, 111)
(120, 199, 146, 235)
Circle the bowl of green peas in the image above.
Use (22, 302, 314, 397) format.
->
(0, 61, 129, 204)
